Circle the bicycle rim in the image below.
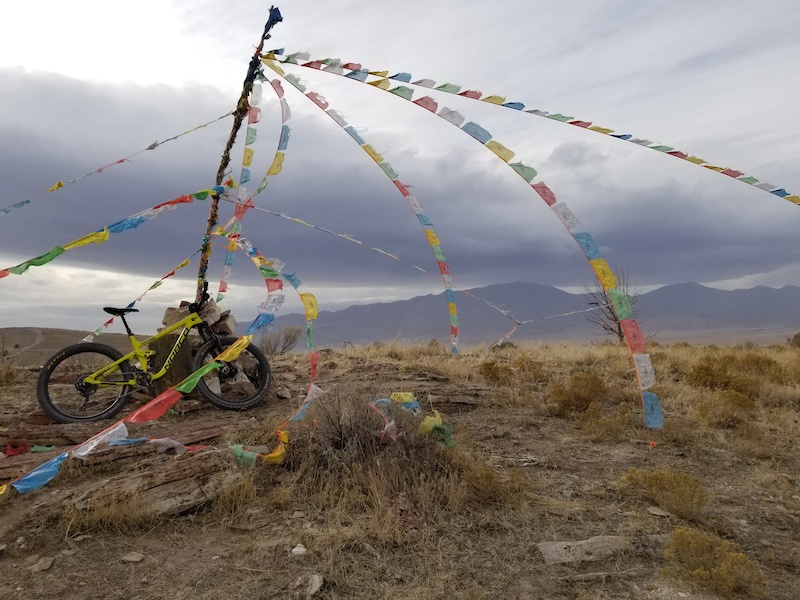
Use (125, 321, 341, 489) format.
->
(44, 349, 131, 421)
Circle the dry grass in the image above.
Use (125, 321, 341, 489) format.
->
(664, 526, 768, 598)
(617, 468, 709, 521)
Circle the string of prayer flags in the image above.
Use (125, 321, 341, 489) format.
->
(273, 52, 663, 430)
(263, 56, 461, 353)
(0, 112, 233, 219)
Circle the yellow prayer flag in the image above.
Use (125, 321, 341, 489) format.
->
(419, 410, 442, 434)
(0, 484, 7, 497)
(368, 70, 389, 77)
(177, 258, 191, 269)
(63, 228, 110, 250)
(425, 230, 440, 246)
(263, 51, 277, 60)
(262, 430, 289, 464)
(481, 95, 506, 105)
(362, 144, 383, 163)
(486, 140, 515, 163)
(261, 58, 285, 76)
(589, 126, 614, 134)
(300, 292, 318, 320)
(390, 392, 415, 404)
(243, 148, 255, 167)
(785, 195, 800, 204)
(216, 335, 253, 362)
(684, 155, 705, 164)
(447, 302, 457, 316)
(703, 165, 725, 172)
(267, 152, 284, 175)
(47, 181, 65, 192)
(590, 258, 617, 289)
(368, 78, 390, 90)
(253, 256, 272, 266)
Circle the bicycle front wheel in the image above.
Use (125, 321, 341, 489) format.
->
(36, 343, 133, 423)
(191, 336, 271, 410)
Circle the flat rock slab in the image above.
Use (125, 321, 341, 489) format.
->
(536, 534, 667, 564)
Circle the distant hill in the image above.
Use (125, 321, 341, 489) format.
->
(270, 282, 800, 347)
(4, 282, 800, 364)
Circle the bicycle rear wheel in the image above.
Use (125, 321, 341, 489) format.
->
(191, 336, 271, 410)
(37, 343, 133, 423)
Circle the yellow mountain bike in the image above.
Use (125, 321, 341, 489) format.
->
(36, 288, 271, 423)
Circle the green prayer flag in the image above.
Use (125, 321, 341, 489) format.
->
(509, 162, 537, 183)
(608, 288, 632, 320)
(435, 83, 461, 94)
(175, 362, 222, 393)
(389, 86, 414, 100)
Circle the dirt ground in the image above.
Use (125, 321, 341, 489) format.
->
(0, 342, 798, 600)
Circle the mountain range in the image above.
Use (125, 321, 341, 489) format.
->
(271, 282, 800, 346)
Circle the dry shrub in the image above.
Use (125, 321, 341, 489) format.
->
(579, 402, 637, 441)
(685, 356, 759, 397)
(511, 354, 550, 384)
(664, 526, 767, 598)
(733, 352, 786, 384)
(63, 491, 159, 534)
(478, 358, 514, 384)
(210, 471, 257, 519)
(617, 468, 708, 521)
(258, 326, 303, 355)
(278, 384, 530, 533)
(697, 390, 757, 428)
(547, 372, 607, 415)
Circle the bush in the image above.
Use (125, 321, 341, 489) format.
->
(787, 332, 800, 348)
(664, 526, 767, 598)
(685, 356, 759, 397)
(258, 326, 303, 355)
(617, 468, 708, 521)
(548, 372, 607, 415)
(697, 390, 757, 428)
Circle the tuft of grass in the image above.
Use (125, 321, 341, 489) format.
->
(617, 468, 708, 521)
(547, 372, 607, 415)
(578, 402, 637, 441)
(63, 490, 159, 535)
(664, 526, 767, 598)
(697, 390, 757, 428)
(685, 356, 760, 397)
(478, 358, 515, 384)
(210, 471, 257, 519)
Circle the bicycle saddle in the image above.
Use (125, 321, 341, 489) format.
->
(103, 306, 139, 317)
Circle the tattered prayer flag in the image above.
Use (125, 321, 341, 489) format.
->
(326, 110, 347, 127)
(590, 258, 617, 289)
(633, 354, 655, 389)
(393, 180, 411, 196)
(502, 101, 525, 110)
(267, 152, 285, 175)
(412, 78, 435, 87)
(608, 288, 632, 320)
(300, 292, 319, 320)
(785, 195, 800, 204)
(481, 95, 505, 105)
(248, 106, 261, 124)
(9, 246, 65, 274)
(435, 83, 460, 94)
(569, 120, 591, 128)
(266, 278, 283, 292)
(572, 232, 601, 260)
(245, 312, 274, 335)
(667, 150, 688, 159)
(413, 96, 438, 112)
(245, 127, 257, 145)
(755, 182, 777, 190)
(12, 452, 69, 494)
(306, 91, 329, 109)
(278, 125, 291, 150)
(242, 148, 255, 167)
(322, 63, 343, 75)
(432, 245, 446, 261)
(486, 141, 515, 162)
(369, 69, 389, 77)
(72, 422, 129, 459)
(620, 319, 646, 353)
(462, 121, 492, 144)
(283, 74, 306, 92)
(771, 188, 790, 197)
(389, 86, 414, 100)
(547, 114, 573, 122)
(216, 337, 254, 363)
(302, 60, 323, 69)
(551, 203, 580, 230)
(280, 98, 292, 122)
(642, 392, 663, 428)
(175, 361, 223, 393)
(389, 72, 411, 82)
(362, 144, 384, 163)
(0, 485, 7, 497)
(344, 126, 365, 145)
(368, 78, 390, 90)
(262, 58, 285, 76)
(63, 228, 109, 250)
(306, 321, 313, 348)
(447, 302, 457, 316)
(649, 145, 673, 152)
(532, 182, 557, 206)
(379, 163, 399, 179)
(47, 181, 65, 192)
(438, 107, 465, 127)
(684, 155, 706, 164)
(508, 163, 536, 183)
(458, 90, 482, 99)
(345, 69, 369, 81)
(240, 168, 251, 184)
(703, 165, 725, 172)
(589, 126, 614, 134)
(250, 83, 262, 105)
(738, 176, 759, 184)
(437, 261, 450, 276)
(425, 230, 441, 246)
(125, 389, 183, 423)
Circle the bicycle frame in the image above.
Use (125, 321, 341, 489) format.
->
(84, 311, 210, 388)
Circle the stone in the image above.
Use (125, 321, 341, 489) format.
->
(277, 389, 292, 400)
(291, 544, 308, 556)
(647, 506, 673, 517)
(120, 552, 145, 563)
(292, 511, 305, 519)
(27, 556, 54, 572)
(537, 535, 635, 565)
(213, 312, 238, 335)
(291, 572, 324, 599)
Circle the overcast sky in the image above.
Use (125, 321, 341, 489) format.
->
(1, 0, 799, 334)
